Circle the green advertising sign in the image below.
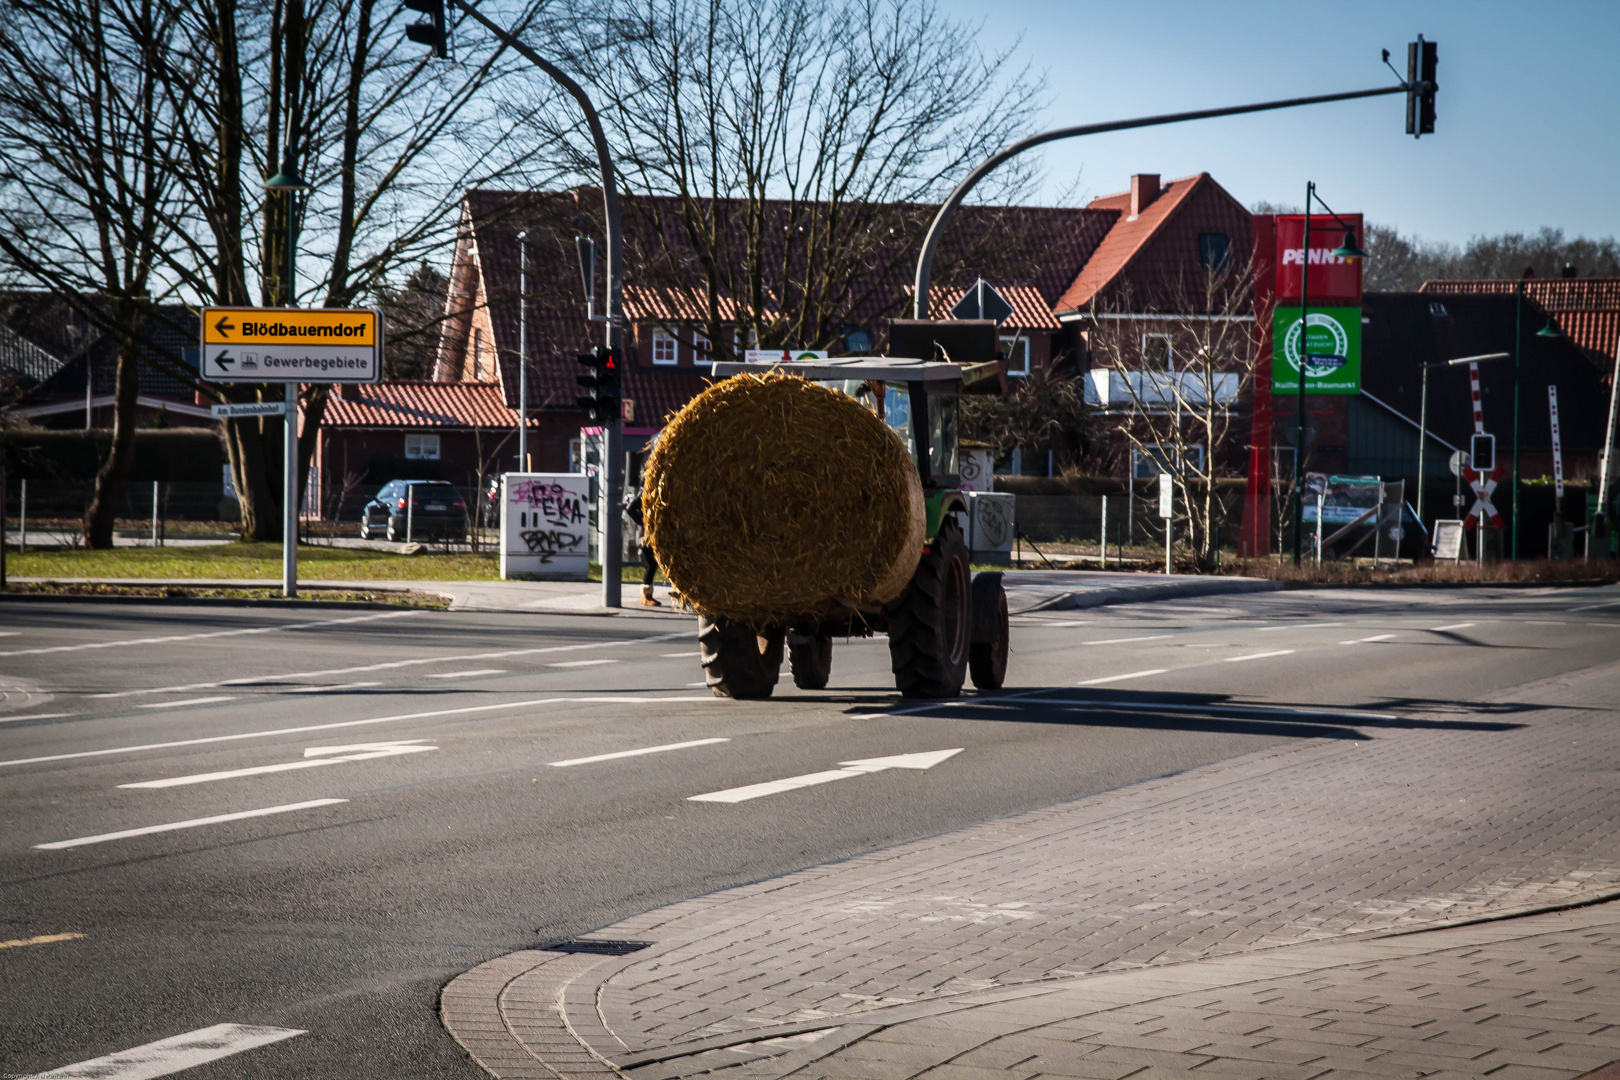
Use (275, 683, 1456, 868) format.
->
(1272, 305, 1361, 394)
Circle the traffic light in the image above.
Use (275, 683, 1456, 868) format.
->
(576, 346, 621, 423)
(403, 0, 449, 58)
(1405, 35, 1437, 137)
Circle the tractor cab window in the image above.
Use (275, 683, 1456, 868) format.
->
(882, 384, 915, 460)
(928, 392, 957, 477)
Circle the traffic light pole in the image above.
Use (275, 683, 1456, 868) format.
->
(447, 0, 624, 605)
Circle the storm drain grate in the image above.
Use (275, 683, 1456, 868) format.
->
(540, 938, 651, 956)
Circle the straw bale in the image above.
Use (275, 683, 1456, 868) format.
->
(644, 371, 924, 624)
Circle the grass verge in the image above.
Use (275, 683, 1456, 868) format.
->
(5, 542, 499, 581)
(1221, 557, 1620, 586)
(1, 581, 450, 607)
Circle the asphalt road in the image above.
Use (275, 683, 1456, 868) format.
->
(2, 584, 1618, 1078)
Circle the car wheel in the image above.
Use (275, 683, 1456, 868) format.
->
(386, 518, 399, 542)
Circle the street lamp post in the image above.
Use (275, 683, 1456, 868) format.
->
(1290, 183, 1366, 565)
(1511, 287, 1563, 559)
(263, 149, 310, 598)
(517, 231, 528, 474)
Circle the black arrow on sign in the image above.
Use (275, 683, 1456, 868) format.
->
(214, 316, 236, 337)
(214, 350, 235, 370)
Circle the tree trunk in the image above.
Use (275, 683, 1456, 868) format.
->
(297, 385, 327, 518)
(83, 311, 146, 549)
(224, 415, 276, 541)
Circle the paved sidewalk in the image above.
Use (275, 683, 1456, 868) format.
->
(440, 657, 1620, 1079)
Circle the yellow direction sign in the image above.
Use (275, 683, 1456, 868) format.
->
(200, 307, 383, 383)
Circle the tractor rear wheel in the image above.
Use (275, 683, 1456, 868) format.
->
(787, 633, 833, 690)
(969, 572, 1009, 690)
(700, 615, 784, 699)
(887, 517, 970, 698)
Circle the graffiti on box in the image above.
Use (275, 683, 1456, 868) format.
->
(506, 477, 588, 563)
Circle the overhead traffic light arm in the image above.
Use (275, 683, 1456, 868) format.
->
(911, 39, 1437, 320)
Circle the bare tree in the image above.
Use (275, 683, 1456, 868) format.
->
(959, 366, 1094, 471)
(1085, 259, 1257, 570)
(0, 0, 180, 548)
(522, 0, 1044, 357)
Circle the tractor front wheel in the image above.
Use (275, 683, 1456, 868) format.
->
(887, 517, 970, 698)
(969, 572, 1009, 690)
(700, 615, 784, 699)
(788, 633, 833, 690)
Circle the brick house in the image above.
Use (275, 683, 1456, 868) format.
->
(424, 176, 1252, 478)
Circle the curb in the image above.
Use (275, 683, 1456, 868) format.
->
(1007, 577, 1284, 614)
(0, 588, 452, 611)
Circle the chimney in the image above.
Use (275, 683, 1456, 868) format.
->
(1130, 174, 1161, 218)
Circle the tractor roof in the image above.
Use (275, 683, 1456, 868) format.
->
(708, 356, 964, 382)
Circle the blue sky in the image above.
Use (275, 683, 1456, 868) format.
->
(937, 0, 1620, 246)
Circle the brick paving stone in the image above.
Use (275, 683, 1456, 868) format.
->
(440, 657, 1620, 1078)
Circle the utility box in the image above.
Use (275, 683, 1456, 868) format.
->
(500, 472, 590, 581)
(966, 491, 1015, 565)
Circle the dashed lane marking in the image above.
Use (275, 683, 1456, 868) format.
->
(0, 712, 75, 724)
(424, 669, 507, 679)
(285, 681, 382, 693)
(28, 1023, 305, 1078)
(1340, 633, 1397, 644)
(0, 932, 85, 950)
(135, 696, 236, 710)
(549, 737, 729, 768)
(33, 799, 348, 850)
(0, 695, 715, 770)
(1429, 622, 1477, 632)
(1076, 668, 1167, 685)
(88, 631, 688, 699)
(661, 651, 702, 658)
(0, 610, 413, 659)
(1224, 650, 1296, 663)
(118, 741, 437, 789)
(1080, 635, 1172, 646)
(548, 659, 620, 668)
(1257, 622, 1342, 632)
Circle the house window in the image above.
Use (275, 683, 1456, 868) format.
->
(651, 329, 678, 365)
(692, 331, 711, 360)
(1141, 333, 1173, 370)
(1000, 336, 1030, 376)
(405, 433, 441, 460)
(1198, 233, 1231, 273)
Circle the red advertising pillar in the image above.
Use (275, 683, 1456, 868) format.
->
(1240, 215, 1276, 558)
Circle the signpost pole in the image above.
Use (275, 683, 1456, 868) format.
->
(1291, 184, 1312, 566)
(284, 382, 298, 596)
(518, 232, 528, 473)
(1417, 361, 1431, 534)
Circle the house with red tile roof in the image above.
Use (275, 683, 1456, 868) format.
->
(413, 175, 1253, 479)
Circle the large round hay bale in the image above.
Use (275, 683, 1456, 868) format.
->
(643, 371, 925, 624)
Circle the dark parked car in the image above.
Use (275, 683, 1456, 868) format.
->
(360, 480, 467, 541)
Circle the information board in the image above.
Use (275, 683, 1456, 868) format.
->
(1432, 519, 1465, 560)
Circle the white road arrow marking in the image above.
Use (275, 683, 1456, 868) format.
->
(118, 741, 435, 789)
(689, 748, 962, 803)
(30, 1022, 303, 1078)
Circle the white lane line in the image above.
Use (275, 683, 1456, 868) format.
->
(0, 695, 716, 769)
(118, 741, 436, 789)
(425, 669, 507, 679)
(1429, 622, 1477, 632)
(548, 659, 619, 668)
(1076, 668, 1167, 686)
(0, 931, 85, 950)
(0, 712, 76, 723)
(549, 737, 729, 768)
(135, 696, 236, 710)
(30, 1023, 305, 1078)
(690, 749, 961, 804)
(1028, 698, 1399, 722)
(0, 631, 20, 637)
(1570, 598, 1620, 612)
(1081, 634, 1172, 646)
(0, 610, 413, 659)
(1339, 633, 1397, 645)
(33, 799, 348, 850)
(1258, 622, 1342, 632)
(687, 681, 708, 687)
(1224, 650, 1295, 663)
(286, 681, 382, 693)
(661, 651, 702, 658)
(89, 630, 688, 699)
